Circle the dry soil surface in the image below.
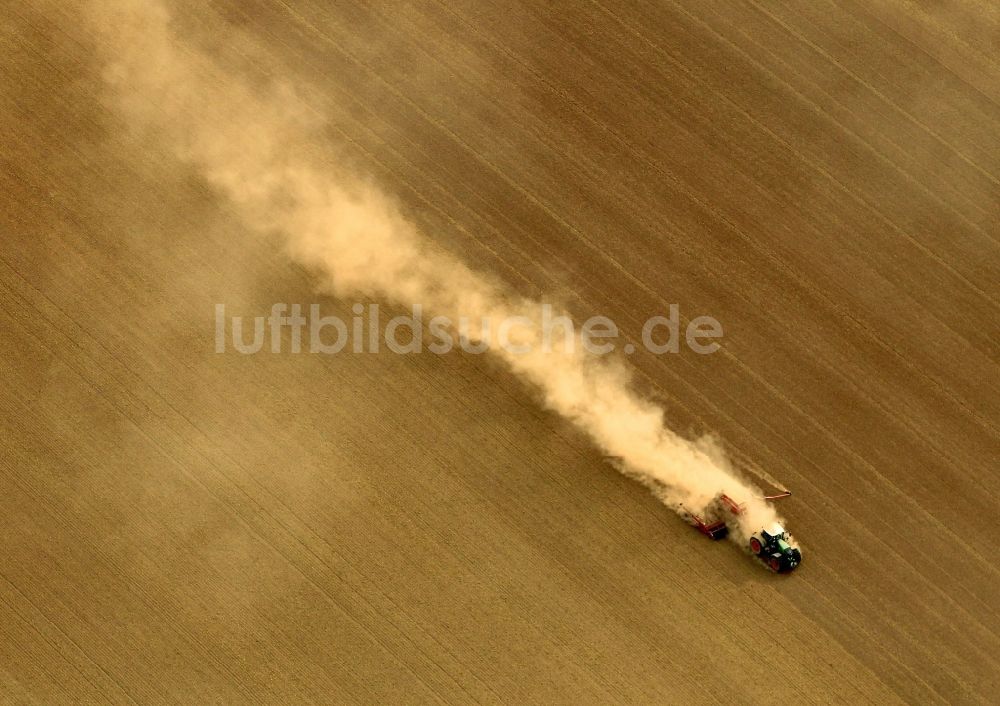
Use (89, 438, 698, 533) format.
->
(2, 1, 999, 703)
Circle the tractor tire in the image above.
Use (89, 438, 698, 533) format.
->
(749, 537, 762, 554)
(769, 558, 781, 572)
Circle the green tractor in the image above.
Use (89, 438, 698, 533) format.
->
(749, 523, 802, 573)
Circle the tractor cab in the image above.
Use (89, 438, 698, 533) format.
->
(760, 523, 788, 544)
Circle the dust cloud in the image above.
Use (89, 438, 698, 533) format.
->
(85, 0, 786, 553)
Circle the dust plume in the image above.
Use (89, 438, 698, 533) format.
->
(85, 0, 786, 551)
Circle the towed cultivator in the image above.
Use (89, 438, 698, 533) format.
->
(684, 492, 802, 572)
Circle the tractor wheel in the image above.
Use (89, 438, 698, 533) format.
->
(749, 537, 762, 554)
(769, 558, 781, 572)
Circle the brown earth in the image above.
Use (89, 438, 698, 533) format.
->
(2, 1, 999, 703)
